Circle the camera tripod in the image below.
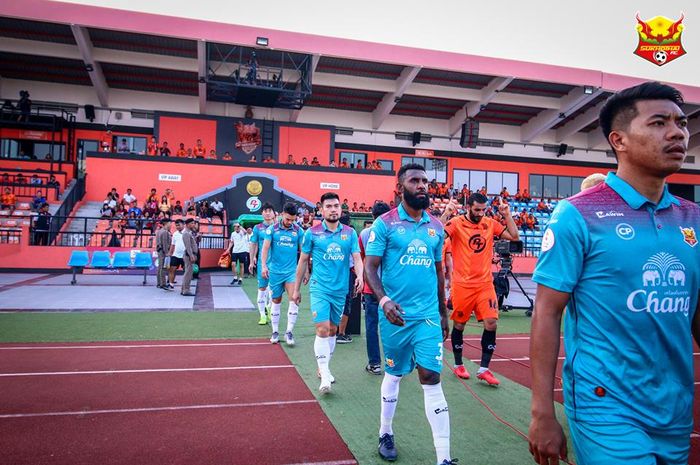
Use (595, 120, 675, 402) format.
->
(493, 254, 534, 317)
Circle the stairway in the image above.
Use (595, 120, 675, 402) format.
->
(58, 201, 103, 246)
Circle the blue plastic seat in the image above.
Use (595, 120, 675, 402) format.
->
(67, 250, 89, 268)
(134, 252, 153, 269)
(90, 251, 111, 268)
(112, 251, 132, 268)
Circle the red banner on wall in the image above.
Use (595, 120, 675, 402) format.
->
(415, 149, 434, 157)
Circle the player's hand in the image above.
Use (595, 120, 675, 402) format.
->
(354, 275, 364, 296)
(291, 290, 302, 305)
(382, 300, 405, 326)
(528, 414, 568, 465)
(440, 314, 449, 341)
(443, 197, 459, 217)
(498, 200, 511, 217)
(261, 266, 269, 279)
(248, 262, 255, 274)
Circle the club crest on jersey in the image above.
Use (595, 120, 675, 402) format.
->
(368, 231, 376, 243)
(385, 358, 395, 368)
(341, 234, 348, 241)
(680, 227, 697, 247)
(428, 228, 436, 237)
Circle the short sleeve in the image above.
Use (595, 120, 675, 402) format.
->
(251, 226, 259, 243)
(433, 227, 445, 262)
(301, 228, 313, 254)
(443, 218, 456, 239)
(365, 218, 387, 257)
(532, 200, 588, 293)
(350, 229, 360, 253)
(263, 226, 273, 243)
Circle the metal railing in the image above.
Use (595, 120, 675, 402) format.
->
(0, 228, 21, 244)
(48, 176, 86, 244)
(0, 182, 60, 202)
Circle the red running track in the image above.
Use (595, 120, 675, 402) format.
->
(456, 333, 700, 465)
(0, 339, 356, 465)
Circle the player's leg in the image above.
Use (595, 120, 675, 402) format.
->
(474, 287, 500, 386)
(416, 320, 452, 465)
(449, 288, 474, 379)
(282, 278, 299, 345)
(255, 267, 270, 324)
(568, 419, 659, 465)
(268, 278, 285, 343)
(311, 294, 334, 393)
(237, 255, 244, 285)
(376, 317, 413, 461)
(230, 255, 239, 285)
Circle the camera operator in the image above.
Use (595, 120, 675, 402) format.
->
(439, 193, 519, 385)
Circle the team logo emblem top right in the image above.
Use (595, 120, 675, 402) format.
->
(634, 12, 686, 66)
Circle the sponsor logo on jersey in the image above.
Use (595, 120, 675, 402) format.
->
(615, 223, 635, 240)
(595, 210, 625, 219)
(323, 242, 345, 261)
(400, 239, 433, 267)
(626, 252, 690, 316)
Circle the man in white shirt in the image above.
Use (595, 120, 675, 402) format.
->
(211, 199, 224, 220)
(167, 219, 186, 289)
(227, 222, 249, 285)
(123, 188, 136, 205)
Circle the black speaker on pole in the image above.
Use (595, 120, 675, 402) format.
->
(84, 104, 96, 122)
(459, 119, 479, 149)
(412, 131, 422, 146)
(557, 143, 568, 157)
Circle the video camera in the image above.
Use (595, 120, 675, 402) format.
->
(494, 239, 523, 256)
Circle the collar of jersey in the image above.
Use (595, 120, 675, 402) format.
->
(398, 203, 430, 224)
(321, 220, 343, 234)
(277, 220, 295, 231)
(605, 172, 679, 211)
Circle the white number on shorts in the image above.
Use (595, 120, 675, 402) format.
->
(436, 343, 444, 362)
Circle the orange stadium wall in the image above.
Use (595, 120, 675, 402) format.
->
(84, 153, 396, 207)
(277, 125, 333, 165)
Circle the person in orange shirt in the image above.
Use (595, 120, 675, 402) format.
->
(1, 187, 16, 214)
(286, 154, 296, 165)
(222, 151, 232, 161)
(439, 193, 519, 386)
(427, 183, 438, 199)
(514, 189, 522, 201)
(207, 149, 217, 160)
(437, 183, 448, 199)
(522, 189, 531, 201)
(339, 158, 349, 168)
(193, 139, 206, 158)
(479, 186, 487, 196)
(176, 143, 187, 157)
(355, 160, 364, 169)
(147, 136, 158, 156)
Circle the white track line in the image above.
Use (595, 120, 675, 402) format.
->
(282, 461, 357, 465)
(0, 399, 316, 419)
(0, 342, 270, 350)
(0, 365, 294, 377)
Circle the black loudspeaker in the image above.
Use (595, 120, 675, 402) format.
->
(557, 143, 568, 157)
(412, 131, 422, 146)
(459, 119, 479, 149)
(84, 104, 96, 122)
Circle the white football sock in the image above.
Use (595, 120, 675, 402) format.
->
(422, 383, 450, 464)
(286, 302, 298, 333)
(379, 373, 401, 436)
(271, 302, 281, 333)
(328, 334, 336, 360)
(256, 290, 266, 317)
(266, 288, 272, 306)
(314, 336, 331, 380)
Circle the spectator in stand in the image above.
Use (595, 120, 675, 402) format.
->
(123, 188, 136, 205)
(311, 157, 320, 166)
(17, 90, 31, 123)
(100, 202, 113, 218)
(126, 211, 141, 231)
(198, 201, 211, 219)
(194, 139, 207, 158)
(160, 142, 171, 157)
(329, 160, 336, 167)
(248, 154, 257, 162)
(341, 199, 349, 210)
(47, 175, 60, 189)
(164, 189, 175, 204)
(29, 174, 41, 185)
(16, 173, 25, 184)
(2, 173, 9, 184)
(355, 160, 364, 169)
(358, 202, 367, 212)
(146, 188, 158, 204)
(447, 184, 457, 198)
(301, 213, 312, 229)
(514, 189, 522, 201)
(207, 149, 217, 160)
(500, 187, 510, 200)
(117, 139, 129, 153)
(428, 180, 438, 199)
(176, 143, 187, 157)
(437, 183, 448, 199)
(313, 202, 322, 218)
(210, 198, 224, 221)
(33, 203, 51, 245)
(158, 195, 171, 218)
(223, 151, 233, 161)
(536, 199, 550, 213)
(286, 154, 296, 165)
(263, 155, 274, 163)
(185, 196, 196, 215)
(479, 186, 487, 196)
(545, 198, 554, 211)
(115, 202, 127, 218)
(1, 187, 16, 214)
(144, 199, 158, 218)
(521, 188, 531, 201)
(186, 148, 195, 158)
(147, 137, 158, 156)
(301, 157, 309, 166)
(172, 200, 183, 216)
(351, 202, 359, 212)
(340, 158, 349, 168)
(128, 201, 142, 218)
(31, 190, 46, 211)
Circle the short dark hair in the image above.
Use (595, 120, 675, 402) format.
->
(397, 163, 426, 182)
(320, 192, 339, 205)
(468, 193, 488, 206)
(599, 82, 684, 147)
(185, 218, 195, 224)
(371, 201, 391, 219)
(261, 202, 274, 212)
(160, 218, 171, 224)
(282, 202, 297, 216)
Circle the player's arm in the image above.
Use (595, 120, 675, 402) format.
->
(444, 251, 453, 292)
(248, 241, 258, 272)
(292, 252, 310, 304)
(692, 294, 700, 347)
(261, 239, 271, 279)
(298, 240, 309, 284)
(352, 252, 363, 295)
(440, 197, 459, 223)
(435, 260, 448, 340)
(528, 285, 569, 464)
(497, 200, 520, 241)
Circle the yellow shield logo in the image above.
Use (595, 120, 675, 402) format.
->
(246, 180, 263, 196)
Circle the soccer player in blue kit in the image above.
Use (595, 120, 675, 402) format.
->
(249, 203, 276, 324)
(261, 202, 305, 346)
(529, 82, 700, 465)
(292, 192, 363, 394)
(365, 164, 455, 465)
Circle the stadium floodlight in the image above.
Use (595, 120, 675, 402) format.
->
(583, 86, 595, 95)
(256, 37, 269, 47)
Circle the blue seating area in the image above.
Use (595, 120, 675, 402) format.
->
(68, 250, 154, 285)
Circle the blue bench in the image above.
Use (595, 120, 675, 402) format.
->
(67, 251, 154, 285)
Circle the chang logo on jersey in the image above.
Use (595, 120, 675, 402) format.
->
(322, 242, 345, 261)
(399, 239, 433, 267)
(277, 235, 296, 248)
(626, 252, 690, 316)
